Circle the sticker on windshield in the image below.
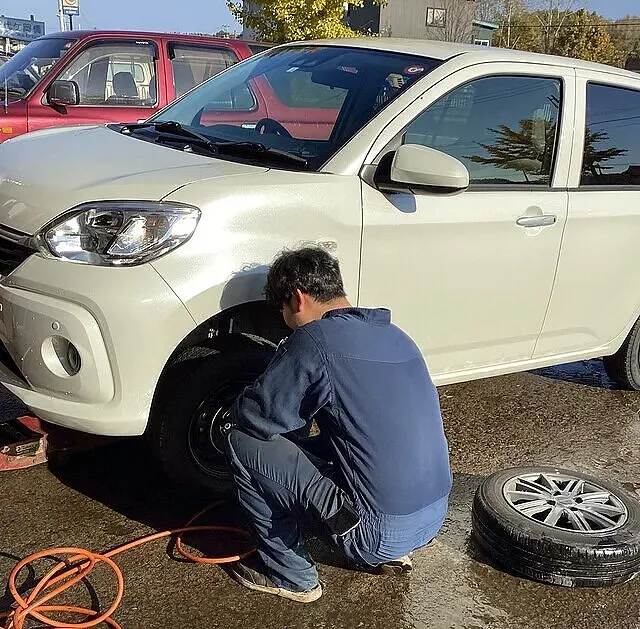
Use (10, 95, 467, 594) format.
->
(337, 66, 358, 74)
(404, 65, 425, 75)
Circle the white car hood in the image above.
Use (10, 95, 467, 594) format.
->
(0, 125, 268, 235)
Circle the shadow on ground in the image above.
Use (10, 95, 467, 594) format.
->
(530, 359, 617, 390)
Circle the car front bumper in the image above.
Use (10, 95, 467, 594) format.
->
(0, 254, 195, 436)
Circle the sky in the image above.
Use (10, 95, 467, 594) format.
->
(0, 0, 638, 36)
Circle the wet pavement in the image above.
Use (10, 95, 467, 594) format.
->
(1, 359, 639, 628)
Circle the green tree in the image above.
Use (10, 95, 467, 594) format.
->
(227, 0, 385, 43)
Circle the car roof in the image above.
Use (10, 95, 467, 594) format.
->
(43, 30, 266, 46)
(292, 38, 640, 80)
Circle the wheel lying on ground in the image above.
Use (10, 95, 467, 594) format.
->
(472, 466, 640, 587)
(603, 317, 640, 390)
(147, 344, 274, 493)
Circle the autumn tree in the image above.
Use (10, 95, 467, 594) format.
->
(553, 10, 623, 66)
(607, 16, 640, 61)
(494, 6, 625, 67)
(227, 0, 385, 43)
(528, 0, 577, 54)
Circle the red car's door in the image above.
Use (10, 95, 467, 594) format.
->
(27, 37, 167, 133)
(164, 40, 244, 103)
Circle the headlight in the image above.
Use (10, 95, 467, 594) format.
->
(38, 201, 201, 266)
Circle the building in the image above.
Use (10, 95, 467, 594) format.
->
(472, 19, 499, 46)
(345, 0, 481, 43)
(0, 15, 46, 56)
(241, 0, 498, 45)
(626, 57, 640, 73)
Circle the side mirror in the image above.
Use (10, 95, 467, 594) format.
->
(47, 80, 80, 106)
(390, 144, 470, 192)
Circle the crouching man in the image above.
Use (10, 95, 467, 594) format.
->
(225, 247, 452, 602)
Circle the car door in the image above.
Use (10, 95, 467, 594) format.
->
(166, 42, 239, 101)
(358, 63, 575, 383)
(27, 38, 164, 132)
(535, 73, 640, 359)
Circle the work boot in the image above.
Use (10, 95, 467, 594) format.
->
(377, 554, 413, 575)
(230, 557, 323, 603)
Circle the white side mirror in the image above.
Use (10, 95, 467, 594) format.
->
(390, 144, 470, 191)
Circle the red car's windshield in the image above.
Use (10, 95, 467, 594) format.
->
(0, 37, 76, 101)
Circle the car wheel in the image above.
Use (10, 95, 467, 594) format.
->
(472, 466, 640, 587)
(148, 345, 274, 493)
(603, 318, 640, 390)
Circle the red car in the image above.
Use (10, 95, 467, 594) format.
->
(0, 30, 268, 142)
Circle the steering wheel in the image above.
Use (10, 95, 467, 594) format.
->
(254, 118, 292, 138)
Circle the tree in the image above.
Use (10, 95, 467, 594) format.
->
(493, 6, 625, 67)
(493, 6, 539, 50)
(607, 16, 640, 61)
(467, 118, 558, 182)
(432, 0, 476, 44)
(529, 0, 577, 54)
(582, 129, 628, 179)
(553, 10, 624, 66)
(227, 0, 385, 43)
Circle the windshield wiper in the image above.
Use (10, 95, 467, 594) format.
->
(213, 141, 309, 169)
(117, 122, 308, 169)
(119, 120, 217, 150)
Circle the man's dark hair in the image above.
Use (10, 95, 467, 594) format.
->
(265, 247, 346, 309)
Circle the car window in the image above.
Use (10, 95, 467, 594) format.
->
(57, 40, 157, 107)
(154, 46, 442, 170)
(581, 83, 640, 186)
(248, 44, 272, 55)
(264, 68, 348, 110)
(170, 44, 238, 98)
(403, 75, 563, 185)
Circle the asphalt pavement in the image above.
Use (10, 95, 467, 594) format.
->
(1, 360, 639, 628)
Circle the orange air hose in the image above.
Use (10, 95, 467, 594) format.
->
(1, 502, 255, 629)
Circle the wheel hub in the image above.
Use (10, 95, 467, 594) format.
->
(187, 381, 252, 479)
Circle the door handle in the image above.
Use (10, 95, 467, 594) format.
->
(516, 214, 557, 228)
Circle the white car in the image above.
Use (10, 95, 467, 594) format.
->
(0, 39, 638, 490)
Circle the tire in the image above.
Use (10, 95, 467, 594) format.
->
(603, 318, 640, 390)
(471, 466, 640, 587)
(147, 344, 274, 493)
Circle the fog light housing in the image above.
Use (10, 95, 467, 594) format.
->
(42, 336, 82, 377)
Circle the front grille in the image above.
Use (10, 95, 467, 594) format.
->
(0, 228, 35, 277)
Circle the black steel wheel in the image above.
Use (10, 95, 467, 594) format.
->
(148, 344, 274, 493)
(472, 466, 640, 587)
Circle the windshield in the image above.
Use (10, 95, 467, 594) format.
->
(152, 45, 441, 170)
(0, 37, 76, 100)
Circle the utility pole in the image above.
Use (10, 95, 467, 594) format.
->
(57, 0, 66, 31)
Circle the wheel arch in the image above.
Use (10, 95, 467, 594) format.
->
(146, 299, 287, 432)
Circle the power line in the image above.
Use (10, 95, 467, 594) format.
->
(493, 21, 640, 29)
